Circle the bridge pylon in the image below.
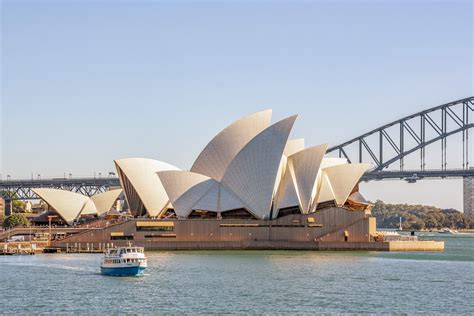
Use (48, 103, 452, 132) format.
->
(463, 168, 474, 219)
(4, 199, 13, 217)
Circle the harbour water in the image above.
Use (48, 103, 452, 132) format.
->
(1, 234, 473, 314)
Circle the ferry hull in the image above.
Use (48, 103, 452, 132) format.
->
(101, 266, 145, 276)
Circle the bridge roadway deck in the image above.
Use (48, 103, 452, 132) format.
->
(361, 169, 474, 181)
(0, 177, 120, 187)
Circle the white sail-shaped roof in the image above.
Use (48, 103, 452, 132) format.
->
(90, 189, 123, 216)
(33, 188, 124, 222)
(192, 182, 220, 211)
(316, 171, 336, 204)
(115, 158, 180, 217)
(272, 139, 306, 217)
(191, 109, 272, 181)
(32, 188, 90, 224)
(320, 157, 348, 170)
(158, 171, 247, 216)
(314, 157, 350, 205)
(273, 164, 299, 218)
(157, 170, 217, 217)
(218, 184, 246, 211)
(288, 144, 328, 213)
(284, 138, 305, 156)
(323, 163, 371, 206)
(80, 199, 97, 215)
(221, 115, 297, 219)
(272, 138, 305, 198)
(189, 182, 246, 212)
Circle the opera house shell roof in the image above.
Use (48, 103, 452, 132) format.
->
(118, 110, 371, 220)
(33, 110, 371, 224)
(32, 188, 122, 224)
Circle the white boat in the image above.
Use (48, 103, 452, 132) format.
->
(438, 228, 458, 235)
(101, 246, 147, 276)
(378, 230, 401, 236)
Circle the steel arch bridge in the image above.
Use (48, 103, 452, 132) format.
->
(327, 96, 474, 182)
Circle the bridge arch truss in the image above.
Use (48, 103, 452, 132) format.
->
(327, 97, 474, 180)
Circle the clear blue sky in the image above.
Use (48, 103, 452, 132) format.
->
(1, 0, 472, 210)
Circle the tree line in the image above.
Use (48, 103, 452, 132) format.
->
(371, 200, 473, 230)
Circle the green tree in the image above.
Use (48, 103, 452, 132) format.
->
(0, 191, 26, 211)
(13, 199, 26, 211)
(3, 213, 29, 228)
(371, 200, 473, 230)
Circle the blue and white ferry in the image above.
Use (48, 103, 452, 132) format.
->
(100, 246, 147, 276)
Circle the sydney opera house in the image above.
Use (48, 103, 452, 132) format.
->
(33, 110, 385, 250)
